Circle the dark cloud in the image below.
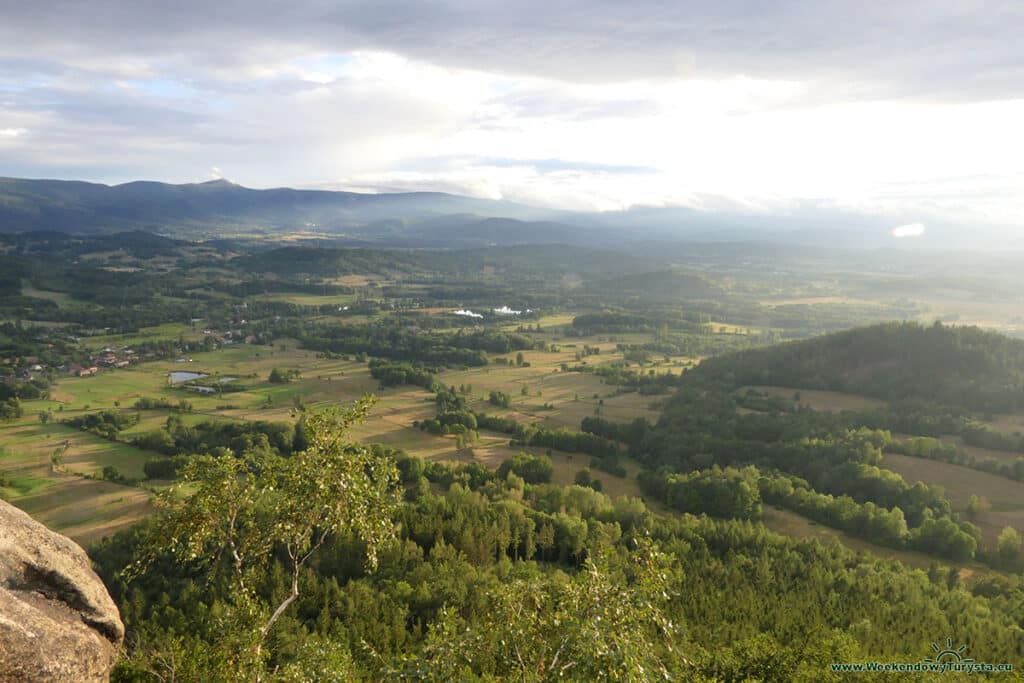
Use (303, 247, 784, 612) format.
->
(0, 1, 1021, 96)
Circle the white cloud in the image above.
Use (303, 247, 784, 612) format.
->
(1, 2, 1023, 235)
(892, 223, 926, 238)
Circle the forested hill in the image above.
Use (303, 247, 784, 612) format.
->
(0, 177, 541, 236)
(688, 321, 1024, 412)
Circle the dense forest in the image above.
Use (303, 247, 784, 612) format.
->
(689, 321, 1024, 412)
(91, 408, 1024, 682)
(80, 328, 1024, 679)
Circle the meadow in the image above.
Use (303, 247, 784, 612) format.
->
(884, 452, 1024, 548)
(9, 312, 1024, 579)
(0, 317, 679, 545)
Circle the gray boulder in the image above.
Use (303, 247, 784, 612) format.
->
(0, 500, 124, 682)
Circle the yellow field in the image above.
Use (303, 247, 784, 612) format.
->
(252, 292, 358, 306)
(985, 413, 1024, 437)
(13, 478, 152, 548)
(762, 506, 987, 577)
(932, 435, 1022, 466)
(883, 452, 1024, 548)
(0, 420, 159, 545)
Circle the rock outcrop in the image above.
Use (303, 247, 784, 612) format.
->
(0, 500, 124, 682)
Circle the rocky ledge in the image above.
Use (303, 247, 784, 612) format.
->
(0, 500, 124, 682)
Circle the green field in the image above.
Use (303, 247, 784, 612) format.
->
(0, 421, 158, 545)
(20, 282, 75, 306)
(80, 322, 201, 349)
(1, 324, 679, 545)
(9, 281, 1022, 581)
(6, 316, 1010, 578)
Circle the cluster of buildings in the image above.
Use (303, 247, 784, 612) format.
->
(216, 329, 258, 345)
(5, 357, 46, 382)
(6, 317, 265, 385)
(67, 346, 137, 377)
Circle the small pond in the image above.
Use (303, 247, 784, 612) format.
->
(169, 371, 208, 384)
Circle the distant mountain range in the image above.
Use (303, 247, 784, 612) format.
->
(0, 177, 557, 240)
(0, 176, 989, 249)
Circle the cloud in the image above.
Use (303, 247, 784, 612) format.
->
(316, 162, 667, 211)
(0, 1, 1022, 234)
(2, 2, 1023, 96)
(892, 223, 926, 238)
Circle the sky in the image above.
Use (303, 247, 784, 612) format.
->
(1, 1, 1023, 234)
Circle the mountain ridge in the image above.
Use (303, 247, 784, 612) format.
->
(0, 175, 986, 250)
(0, 176, 551, 239)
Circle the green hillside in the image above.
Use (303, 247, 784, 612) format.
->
(690, 321, 1024, 412)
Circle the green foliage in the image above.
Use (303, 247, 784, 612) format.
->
(574, 468, 592, 487)
(298, 323, 533, 368)
(497, 453, 554, 484)
(640, 466, 763, 520)
(134, 397, 193, 412)
(368, 359, 437, 390)
(132, 417, 297, 457)
(638, 387, 971, 560)
(997, 526, 1021, 563)
(385, 543, 680, 681)
(268, 367, 300, 384)
(573, 468, 603, 492)
(488, 390, 511, 408)
(477, 412, 623, 461)
(124, 397, 400, 680)
(142, 455, 190, 480)
(65, 410, 140, 440)
(0, 397, 23, 421)
(690, 321, 1024, 413)
(910, 516, 977, 561)
(102, 464, 128, 484)
(95, 472, 1024, 682)
(759, 473, 912, 549)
